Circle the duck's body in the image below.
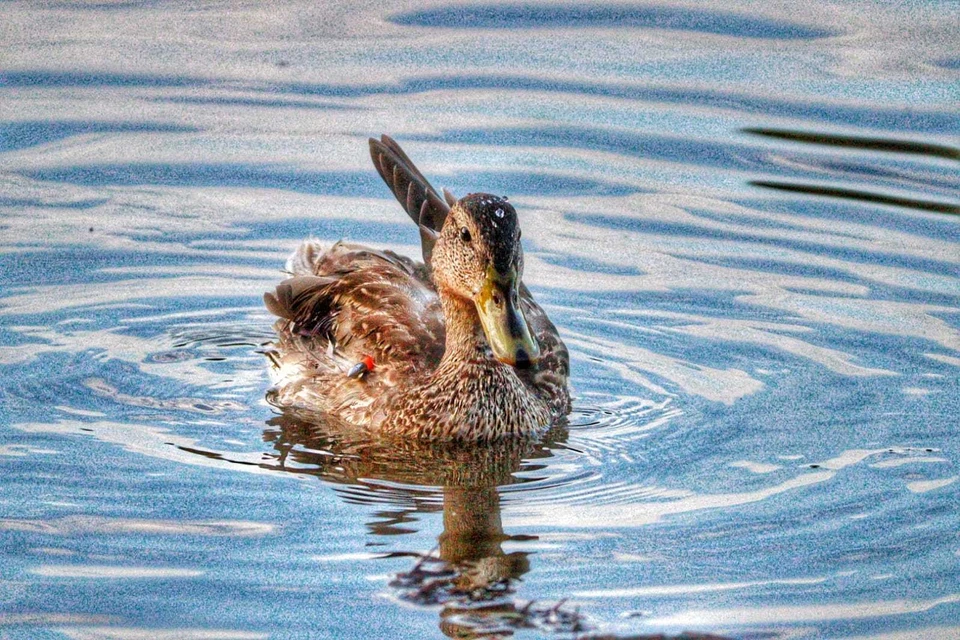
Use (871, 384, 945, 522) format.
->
(264, 136, 570, 439)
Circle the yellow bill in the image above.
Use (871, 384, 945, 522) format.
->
(476, 266, 540, 368)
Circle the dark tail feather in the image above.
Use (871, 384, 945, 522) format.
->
(369, 135, 451, 266)
(377, 135, 436, 199)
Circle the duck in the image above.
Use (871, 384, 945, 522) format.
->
(263, 135, 570, 439)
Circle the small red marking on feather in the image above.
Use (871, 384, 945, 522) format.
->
(362, 355, 375, 372)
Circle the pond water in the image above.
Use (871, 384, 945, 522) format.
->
(1, 1, 958, 638)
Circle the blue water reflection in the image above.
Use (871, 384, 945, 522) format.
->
(0, 122, 200, 153)
(389, 3, 838, 40)
(20, 164, 633, 197)
(6, 71, 955, 133)
(1, 1, 958, 639)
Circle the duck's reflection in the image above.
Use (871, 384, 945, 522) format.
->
(262, 415, 583, 638)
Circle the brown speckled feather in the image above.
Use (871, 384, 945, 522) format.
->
(264, 241, 445, 423)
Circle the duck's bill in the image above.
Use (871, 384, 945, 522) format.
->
(476, 268, 540, 369)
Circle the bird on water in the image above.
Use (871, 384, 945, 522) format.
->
(263, 135, 570, 439)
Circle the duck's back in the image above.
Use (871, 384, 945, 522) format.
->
(263, 240, 445, 424)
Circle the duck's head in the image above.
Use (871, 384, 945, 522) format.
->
(431, 193, 540, 369)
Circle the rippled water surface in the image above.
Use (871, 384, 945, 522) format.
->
(2, 1, 959, 638)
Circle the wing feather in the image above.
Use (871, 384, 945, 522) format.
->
(369, 135, 450, 266)
(265, 244, 445, 391)
(518, 284, 571, 416)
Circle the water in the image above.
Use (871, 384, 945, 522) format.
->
(1, 1, 958, 638)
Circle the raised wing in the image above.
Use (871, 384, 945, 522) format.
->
(369, 134, 452, 267)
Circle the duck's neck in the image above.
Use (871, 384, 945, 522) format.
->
(438, 291, 494, 365)
(385, 289, 549, 439)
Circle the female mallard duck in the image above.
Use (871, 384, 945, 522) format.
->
(263, 135, 570, 439)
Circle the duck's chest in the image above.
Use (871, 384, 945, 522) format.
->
(382, 363, 550, 439)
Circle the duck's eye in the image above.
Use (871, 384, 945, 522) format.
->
(459, 227, 472, 243)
